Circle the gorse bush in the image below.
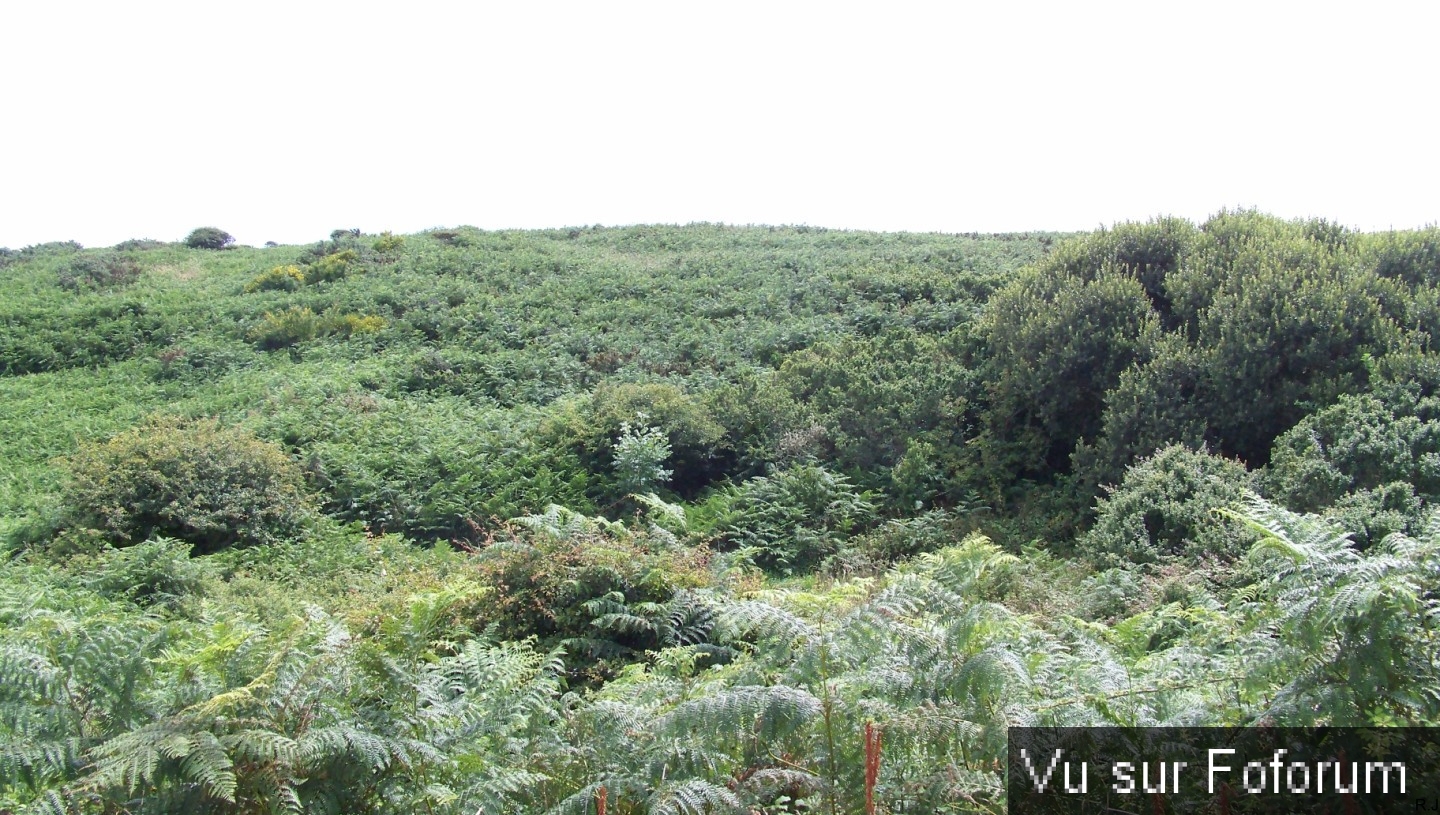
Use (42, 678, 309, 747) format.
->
(183, 226, 234, 250)
(372, 230, 405, 254)
(708, 464, 877, 574)
(250, 305, 321, 348)
(243, 264, 305, 293)
(61, 416, 312, 553)
(1078, 444, 1255, 570)
(248, 307, 385, 349)
(304, 248, 358, 283)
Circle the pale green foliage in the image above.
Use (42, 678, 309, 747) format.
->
(1231, 497, 1440, 724)
(613, 417, 673, 494)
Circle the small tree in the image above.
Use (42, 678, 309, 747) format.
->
(613, 417, 672, 495)
(183, 226, 234, 250)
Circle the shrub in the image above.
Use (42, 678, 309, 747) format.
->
(1260, 393, 1440, 512)
(372, 231, 405, 254)
(322, 311, 386, 337)
(183, 227, 234, 250)
(612, 417, 672, 494)
(247, 307, 385, 350)
(545, 382, 728, 500)
(57, 252, 142, 290)
(249, 306, 320, 349)
(243, 264, 306, 293)
(112, 238, 168, 251)
(61, 417, 312, 553)
(305, 249, 358, 283)
(471, 517, 716, 679)
(1077, 444, 1255, 570)
(82, 536, 214, 607)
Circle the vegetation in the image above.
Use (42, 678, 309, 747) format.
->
(2, 215, 1439, 813)
(183, 227, 235, 250)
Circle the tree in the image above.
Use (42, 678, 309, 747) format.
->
(184, 226, 235, 250)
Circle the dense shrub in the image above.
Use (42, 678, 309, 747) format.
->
(372, 231, 405, 254)
(0, 298, 173, 374)
(305, 248, 358, 283)
(61, 417, 312, 553)
(1260, 392, 1440, 544)
(248, 306, 385, 349)
(289, 395, 591, 542)
(250, 306, 320, 348)
(82, 536, 214, 607)
(776, 330, 974, 498)
(1261, 393, 1440, 511)
(545, 382, 728, 500)
(1078, 444, 1255, 570)
(243, 264, 306, 293)
(183, 227, 234, 250)
(472, 513, 716, 679)
(112, 238, 168, 251)
(612, 418, 672, 494)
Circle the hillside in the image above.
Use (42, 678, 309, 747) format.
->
(2, 214, 1439, 814)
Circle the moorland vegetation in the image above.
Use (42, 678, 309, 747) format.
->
(1, 213, 1438, 813)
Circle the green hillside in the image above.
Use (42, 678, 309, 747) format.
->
(2, 214, 1439, 813)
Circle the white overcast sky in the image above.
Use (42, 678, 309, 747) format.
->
(2, 1, 1435, 248)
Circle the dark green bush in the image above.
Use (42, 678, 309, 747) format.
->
(544, 382, 728, 500)
(112, 238, 168, 251)
(183, 226, 234, 250)
(62, 417, 312, 553)
(1261, 393, 1440, 511)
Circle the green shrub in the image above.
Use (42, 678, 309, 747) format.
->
(1078, 444, 1255, 570)
(247, 307, 385, 349)
(183, 226, 234, 250)
(249, 306, 320, 349)
(471, 518, 716, 679)
(304, 248, 358, 283)
(321, 311, 386, 337)
(61, 417, 313, 553)
(372, 231, 405, 254)
(113, 238, 168, 251)
(1260, 393, 1440, 512)
(545, 382, 727, 500)
(612, 417, 672, 494)
(243, 264, 306, 293)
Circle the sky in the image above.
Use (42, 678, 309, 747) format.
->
(2, 1, 1436, 248)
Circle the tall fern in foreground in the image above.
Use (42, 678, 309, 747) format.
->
(1232, 497, 1440, 724)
